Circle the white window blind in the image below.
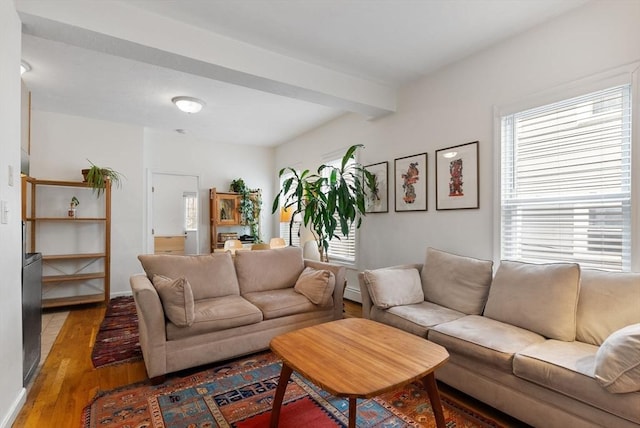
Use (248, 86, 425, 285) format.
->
(501, 84, 632, 271)
(324, 158, 356, 263)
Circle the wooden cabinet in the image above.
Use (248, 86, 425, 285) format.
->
(209, 188, 262, 252)
(22, 177, 111, 308)
(154, 235, 185, 255)
(215, 193, 240, 225)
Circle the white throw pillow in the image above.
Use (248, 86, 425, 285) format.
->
(594, 323, 640, 393)
(363, 268, 424, 309)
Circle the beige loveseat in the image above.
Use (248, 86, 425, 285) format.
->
(359, 248, 640, 428)
(131, 246, 345, 379)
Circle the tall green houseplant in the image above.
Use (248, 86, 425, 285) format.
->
(272, 144, 374, 262)
(229, 179, 262, 243)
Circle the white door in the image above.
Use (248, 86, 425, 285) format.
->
(152, 173, 199, 255)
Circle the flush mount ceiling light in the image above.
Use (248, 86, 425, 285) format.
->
(172, 96, 205, 114)
(20, 60, 31, 75)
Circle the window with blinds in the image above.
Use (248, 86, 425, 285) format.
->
(500, 84, 632, 271)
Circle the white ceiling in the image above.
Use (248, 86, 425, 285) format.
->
(17, 0, 589, 147)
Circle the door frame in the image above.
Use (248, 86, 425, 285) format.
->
(145, 170, 201, 254)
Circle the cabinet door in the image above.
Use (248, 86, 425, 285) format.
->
(217, 194, 240, 225)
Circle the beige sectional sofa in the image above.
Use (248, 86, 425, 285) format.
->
(130, 246, 345, 379)
(359, 248, 640, 428)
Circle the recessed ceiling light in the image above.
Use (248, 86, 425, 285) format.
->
(172, 96, 205, 114)
(175, 129, 188, 134)
(20, 60, 31, 75)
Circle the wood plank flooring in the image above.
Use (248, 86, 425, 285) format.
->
(13, 304, 147, 428)
(13, 298, 525, 428)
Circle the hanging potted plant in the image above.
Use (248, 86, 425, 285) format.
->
(271, 144, 374, 262)
(82, 160, 124, 197)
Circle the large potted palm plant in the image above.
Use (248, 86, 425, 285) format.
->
(272, 144, 374, 262)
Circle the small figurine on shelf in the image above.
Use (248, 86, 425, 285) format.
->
(68, 196, 79, 218)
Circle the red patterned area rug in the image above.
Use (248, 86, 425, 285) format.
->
(83, 351, 505, 428)
(91, 296, 142, 368)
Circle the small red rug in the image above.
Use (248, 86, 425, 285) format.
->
(83, 351, 505, 428)
(90, 296, 142, 368)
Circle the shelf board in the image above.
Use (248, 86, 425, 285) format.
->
(26, 217, 107, 222)
(42, 293, 105, 308)
(43, 272, 105, 283)
(43, 253, 105, 261)
(31, 179, 94, 188)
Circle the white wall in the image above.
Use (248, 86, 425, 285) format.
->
(275, 1, 640, 275)
(30, 111, 145, 296)
(27, 115, 276, 296)
(0, 1, 26, 426)
(143, 128, 275, 253)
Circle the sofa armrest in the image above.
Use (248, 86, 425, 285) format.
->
(130, 274, 168, 378)
(358, 263, 424, 319)
(305, 260, 346, 320)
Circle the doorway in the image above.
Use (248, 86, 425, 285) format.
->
(151, 173, 200, 255)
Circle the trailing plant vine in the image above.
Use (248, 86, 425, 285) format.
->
(229, 179, 262, 242)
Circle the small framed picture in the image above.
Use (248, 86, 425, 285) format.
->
(435, 141, 479, 210)
(394, 153, 427, 212)
(364, 161, 389, 213)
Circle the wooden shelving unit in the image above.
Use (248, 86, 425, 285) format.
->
(209, 188, 261, 252)
(22, 177, 111, 308)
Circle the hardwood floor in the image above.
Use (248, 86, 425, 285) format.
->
(13, 304, 147, 428)
(14, 298, 525, 428)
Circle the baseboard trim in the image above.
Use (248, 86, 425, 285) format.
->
(1, 387, 26, 428)
(344, 284, 361, 303)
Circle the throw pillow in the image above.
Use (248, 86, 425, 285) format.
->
(152, 274, 195, 327)
(594, 323, 640, 393)
(483, 260, 580, 341)
(421, 247, 493, 315)
(294, 267, 335, 307)
(363, 267, 424, 309)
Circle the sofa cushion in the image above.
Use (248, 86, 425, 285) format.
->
(235, 247, 305, 293)
(577, 269, 640, 346)
(483, 260, 580, 341)
(243, 288, 321, 320)
(363, 267, 424, 309)
(166, 295, 262, 340)
(429, 315, 546, 372)
(152, 274, 195, 327)
(421, 248, 493, 315)
(371, 301, 466, 338)
(138, 253, 240, 300)
(594, 323, 640, 394)
(294, 267, 335, 307)
(514, 340, 640, 424)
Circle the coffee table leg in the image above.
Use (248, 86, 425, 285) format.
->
(422, 372, 446, 428)
(348, 397, 357, 428)
(270, 363, 293, 428)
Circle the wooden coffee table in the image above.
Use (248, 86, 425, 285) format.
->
(269, 318, 450, 428)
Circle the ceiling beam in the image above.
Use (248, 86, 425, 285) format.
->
(17, 0, 396, 118)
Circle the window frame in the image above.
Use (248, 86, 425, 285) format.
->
(494, 64, 639, 272)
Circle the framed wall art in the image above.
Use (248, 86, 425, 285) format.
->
(394, 153, 427, 212)
(435, 141, 479, 210)
(364, 161, 389, 213)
